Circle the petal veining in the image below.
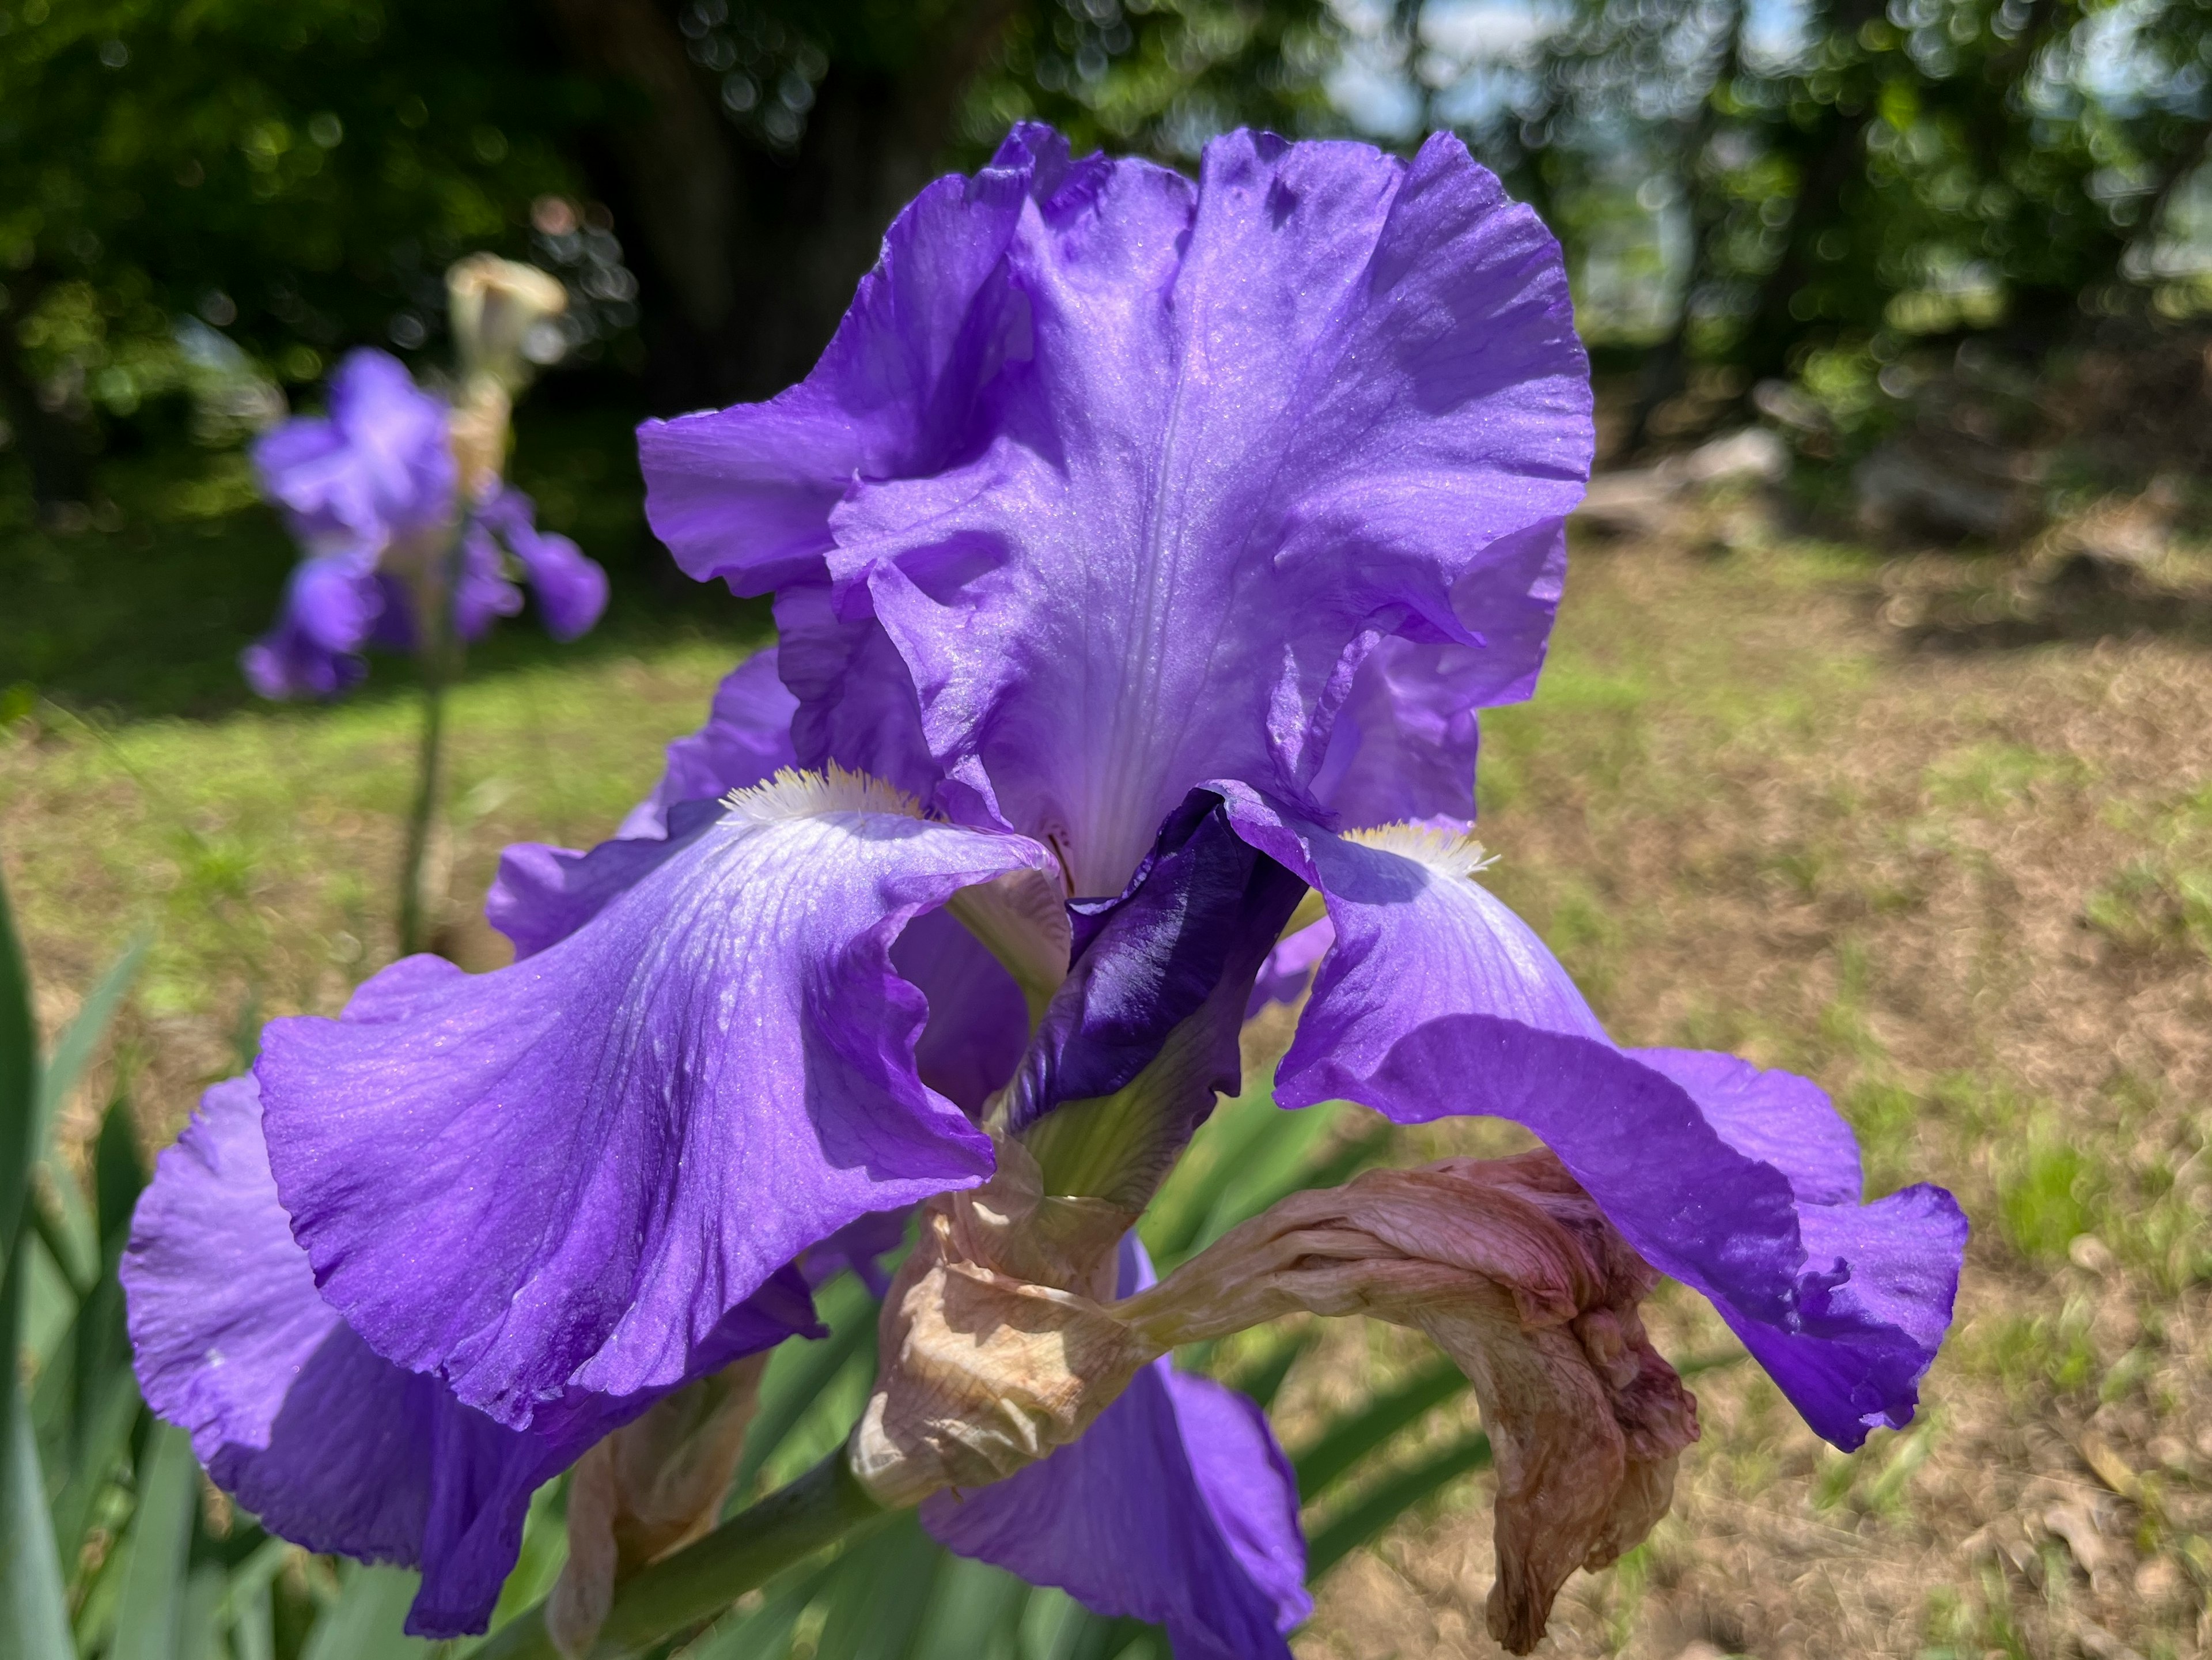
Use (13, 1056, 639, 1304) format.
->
(257, 786, 1049, 1426)
(121, 1076, 818, 1639)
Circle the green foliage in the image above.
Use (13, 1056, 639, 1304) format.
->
(0, 0, 586, 403)
(1449, 0, 2212, 403)
(955, 0, 1338, 160)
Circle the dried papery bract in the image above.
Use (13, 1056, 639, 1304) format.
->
(851, 1147, 1697, 1654)
(547, 1352, 774, 1659)
(851, 1140, 1147, 1508)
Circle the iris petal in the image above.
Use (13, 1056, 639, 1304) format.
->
(1215, 786, 1965, 1449)
(252, 349, 455, 556)
(238, 552, 381, 699)
(641, 127, 1587, 891)
(121, 1076, 819, 1638)
(830, 129, 1588, 891)
(256, 781, 1048, 1427)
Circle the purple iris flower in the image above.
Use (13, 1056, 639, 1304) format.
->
(242, 348, 608, 698)
(125, 124, 1964, 1649)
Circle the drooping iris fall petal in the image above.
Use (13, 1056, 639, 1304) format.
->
(121, 1077, 819, 1638)
(1215, 787, 1967, 1449)
(255, 776, 1047, 1427)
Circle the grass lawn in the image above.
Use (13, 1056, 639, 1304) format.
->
(7, 469, 2212, 1658)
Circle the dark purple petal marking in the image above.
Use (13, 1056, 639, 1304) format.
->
(1008, 791, 1306, 1204)
(121, 1077, 819, 1639)
(921, 1237, 1307, 1660)
(1214, 786, 1965, 1450)
(256, 782, 1047, 1428)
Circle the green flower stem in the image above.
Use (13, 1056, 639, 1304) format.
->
(471, 1450, 886, 1660)
(395, 539, 463, 959)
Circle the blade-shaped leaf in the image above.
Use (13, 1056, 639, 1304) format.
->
(678, 1551, 845, 1659)
(910, 1552, 1029, 1660)
(109, 1420, 201, 1660)
(1216, 1328, 1318, 1413)
(809, 1511, 944, 1660)
(31, 930, 149, 1294)
(38, 1087, 152, 1579)
(0, 868, 38, 1294)
(1177, 1103, 1342, 1258)
(215, 1536, 291, 1660)
(35, 929, 149, 1165)
(1140, 1087, 1283, 1266)
(299, 1561, 434, 1660)
(1, 1251, 74, 1660)
(1303, 1430, 1494, 1579)
(738, 1278, 879, 1500)
(1291, 1356, 1469, 1503)
(482, 1474, 567, 1639)
(179, 1562, 227, 1660)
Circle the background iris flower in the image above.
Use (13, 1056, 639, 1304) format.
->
(243, 343, 607, 701)
(124, 124, 1965, 1655)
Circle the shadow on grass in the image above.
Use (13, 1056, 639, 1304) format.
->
(1, 397, 767, 723)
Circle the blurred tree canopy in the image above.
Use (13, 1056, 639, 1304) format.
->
(4, 0, 2211, 512)
(0, 0, 1334, 509)
(1434, 0, 2212, 436)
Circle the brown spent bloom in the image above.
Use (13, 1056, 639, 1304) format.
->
(851, 1145, 1696, 1654)
(547, 1352, 772, 1659)
(446, 254, 567, 392)
(445, 255, 567, 501)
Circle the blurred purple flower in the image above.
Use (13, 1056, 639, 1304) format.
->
(241, 348, 606, 698)
(127, 126, 1964, 1647)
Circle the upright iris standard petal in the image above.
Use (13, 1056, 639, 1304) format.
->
(638, 132, 1051, 593)
(122, 1077, 819, 1639)
(256, 774, 1051, 1428)
(921, 1237, 1308, 1660)
(1307, 633, 1532, 830)
(826, 130, 1589, 890)
(641, 127, 1588, 890)
(253, 349, 455, 555)
(1215, 789, 1966, 1449)
(771, 581, 942, 800)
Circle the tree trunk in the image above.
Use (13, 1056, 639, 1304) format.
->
(537, 0, 1012, 411)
